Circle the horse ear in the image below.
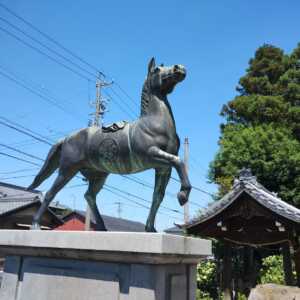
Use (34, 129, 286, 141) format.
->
(148, 57, 156, 74)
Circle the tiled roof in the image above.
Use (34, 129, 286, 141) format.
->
(164, 226, 184, 235)
(0, 181, 41, 215)
(69, 210, 146, 232)
(0, 198, 40, 215)
(186, 168, 300, 228)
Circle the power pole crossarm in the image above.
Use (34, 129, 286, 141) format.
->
(92, 73, 112, 127)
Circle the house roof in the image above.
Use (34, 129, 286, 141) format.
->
(164, 226, 184, 236)
(0, 181, 64, 225)
(185, 168, 300, 229)
(64, 210, 146, 232)
(0, 181, 69, 215)
(0, 181, 41, 215)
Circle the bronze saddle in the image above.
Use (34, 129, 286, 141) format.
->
(102, 121, 128, 133)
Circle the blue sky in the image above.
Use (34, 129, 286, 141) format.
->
(0, 0, 300, 231)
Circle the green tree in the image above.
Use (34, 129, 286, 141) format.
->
(210, 43, 300, 206)
(197, 260, 218, 300)
(259, 255, 285, 285)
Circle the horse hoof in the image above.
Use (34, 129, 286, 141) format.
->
(30, 223, 41, 230)
(95, 225, 107, 231)
(177, 191, 188, 206)
(145, 226, 157, 233)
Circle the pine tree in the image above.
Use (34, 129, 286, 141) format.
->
(210, 43, 300, 206)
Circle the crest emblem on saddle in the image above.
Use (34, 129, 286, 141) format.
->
(102, 121, 128, 133)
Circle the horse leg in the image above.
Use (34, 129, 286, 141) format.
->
(31, 168, 78, 229)
(148, 146, 191, 206)
(146, 168, 171, 232)
(84, 174, 108, 231)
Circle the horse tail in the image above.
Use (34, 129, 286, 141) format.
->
(27, 139, 64, 190)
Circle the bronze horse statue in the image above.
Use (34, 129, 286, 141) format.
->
(28, 58, 191, 232)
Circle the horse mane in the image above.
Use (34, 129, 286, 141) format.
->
(140, 77, 176, 127)
(140, 78, 150, 116)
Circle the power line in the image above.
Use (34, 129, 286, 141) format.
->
(0, 2, 104, 76)
(113, 82, 140, 109)
(0, 67, 82, 120)
(0, 49, 133, 121)
(0, 167, 38, 175)
(2, 133, 60, 150)
(0, 25, 92, 81)
(0, 63, 86, 114)
(103, 186, 183, 221)
(0, 117, 79, 148)
(0, 16, 97, 79)
(0, 11, 137, 120)
(121, 174, 206, 209)
(0, 143, 44, 162)
(121, 175, 153, 189)
(104, 183, 183, 215)
(104, 90, 136, 120)
(0, 115, 57, 143)
(0, 3, 140, 114)
(106, 88, 138, 118)
(0, 174, 36, 180)
(68, 183, 182, 222)
(170, 176, 215, 197)
(0, 152, 40, 167)
(0, 119, 52, 146)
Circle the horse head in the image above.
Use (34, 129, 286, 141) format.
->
(146, 57, 186, 95)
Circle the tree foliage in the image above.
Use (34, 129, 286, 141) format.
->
(210, 43, 300, 206)
(197, 260, 218, 300)
(258, 255, 285, 285)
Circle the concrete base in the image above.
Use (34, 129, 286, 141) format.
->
(0, 231, 211, 300)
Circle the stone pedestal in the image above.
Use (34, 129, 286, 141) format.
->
(0, 230, 211, 300)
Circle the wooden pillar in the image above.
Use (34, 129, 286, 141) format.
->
(282, 242, 294, 286)
(223, 242, 232, 300)
(243, 246, 254, 297)
(293, 235, 300, 287)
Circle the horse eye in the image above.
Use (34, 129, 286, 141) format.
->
(154, 67, 160, 73)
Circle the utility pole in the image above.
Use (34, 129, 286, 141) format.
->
(92, 74, 111, 127)
(115, 202, 122, 219)
(184, 137, 190, 224)
(85, 73, 112, 231)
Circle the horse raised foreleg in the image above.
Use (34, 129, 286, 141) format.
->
(31, 168, 78, 229)
(148, 146, 191, 206)
(146, 168, 171, 232)
(84, 174, 108, 231)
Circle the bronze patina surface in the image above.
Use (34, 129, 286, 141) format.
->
(28, 58, 191, 232)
